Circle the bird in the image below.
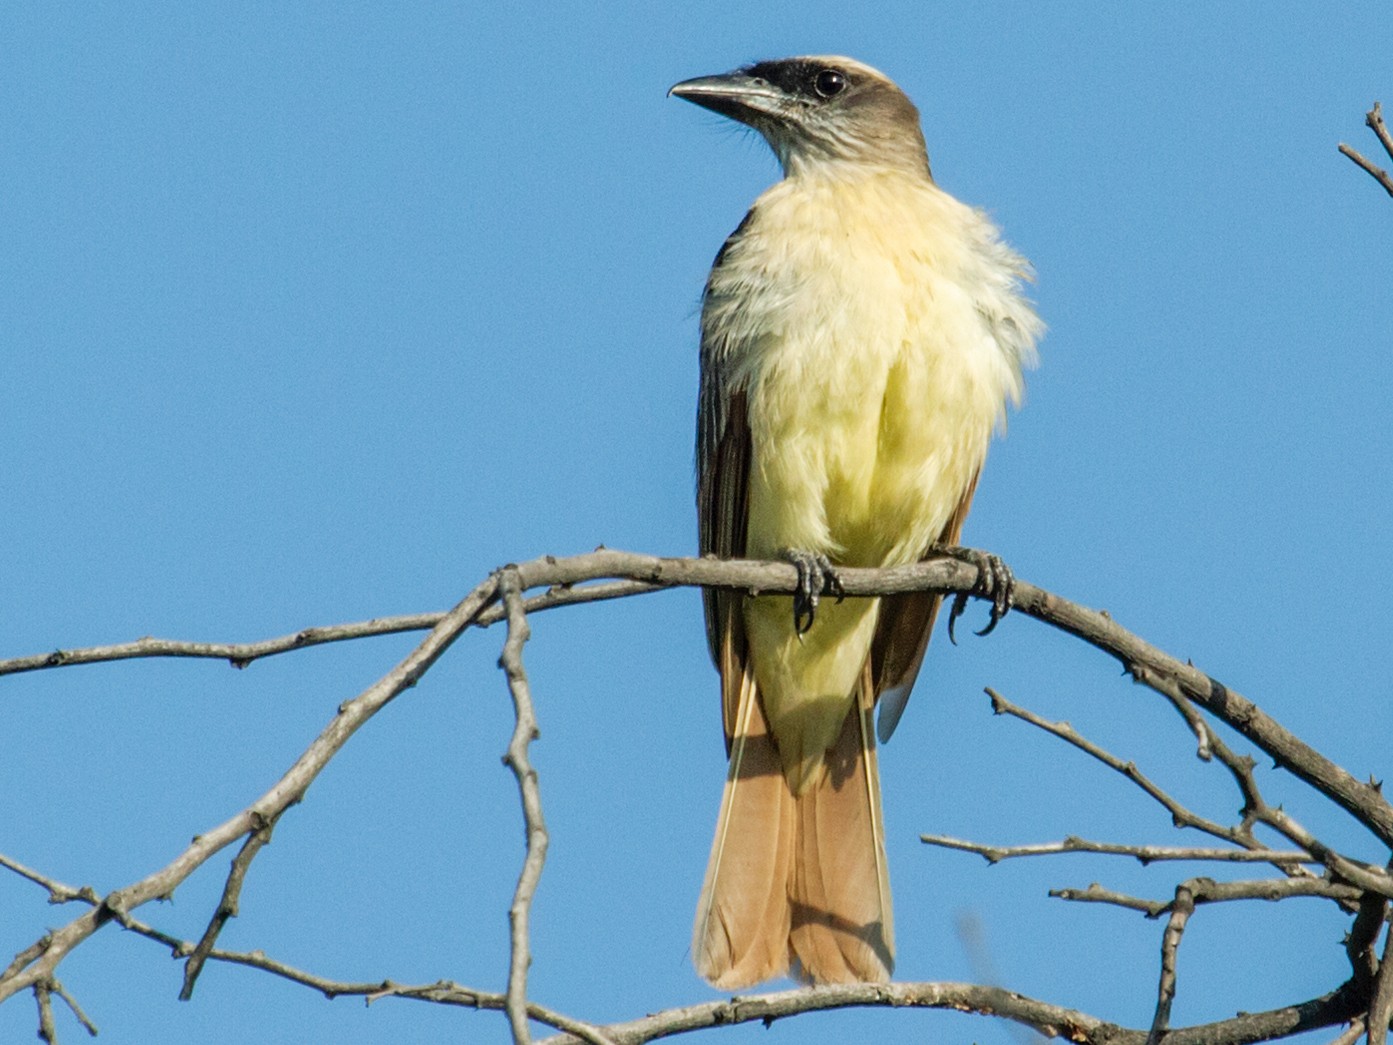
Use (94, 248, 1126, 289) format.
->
(670, 56, 1042, 989)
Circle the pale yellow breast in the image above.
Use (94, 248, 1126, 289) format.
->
(709, 168, 1020, 569)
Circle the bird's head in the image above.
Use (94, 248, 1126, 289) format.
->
(669, 56, 931, 178)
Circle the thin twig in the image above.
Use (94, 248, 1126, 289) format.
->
(1050, 878, 1361, 918)
(0, 615, 444, 676)
(0, 854, 99, 906)
(1339, 145, 1393, 197)
(1147, 883, 1195, 1044)
(994, 571, 1393, 849)
(499, 568, 550, 1045)
(921, 833, 1314, 865)
(3, 939, 49, 983)
(1193, 715, 1393, 899)
(6, 863, 616, 1045)
(1371, 101, 1393, 160)
(1155, 677, 1213, 761)
(128, 911, 612, 1042)
(1051, 883, 1170, 916)
(1258, 812, 1391, 897)
(0, 582, 660, 677)
(1330, 1019, 1367, 1045)
(1340, 102, 1393, 198)
(50, 981, 96, 1037)
(985, 689, 1289, 862)
(987, 686, 1391, 901)
(155, 939, 615, 1043)
(180, 809, 282, 999)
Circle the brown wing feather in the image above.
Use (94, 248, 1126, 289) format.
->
(697, 209, 755, 675)
(698, 389, 750, 752)
(870, 469, 980, 741)
(696, 216, 755, 753)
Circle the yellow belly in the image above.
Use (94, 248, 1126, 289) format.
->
(743, 328, 999, 790)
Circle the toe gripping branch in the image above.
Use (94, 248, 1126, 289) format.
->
(782, 550, 845, 635)
(937, 546, 1015, 644)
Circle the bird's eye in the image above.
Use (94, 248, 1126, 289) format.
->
(813, 69, 846, 98)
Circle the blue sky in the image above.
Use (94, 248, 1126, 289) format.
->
(2, 2, 1389, 1042)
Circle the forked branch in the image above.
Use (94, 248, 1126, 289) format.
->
(1340, 102, 1393, 197)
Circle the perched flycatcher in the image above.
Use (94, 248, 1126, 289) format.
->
(670, 57, 1041, 988)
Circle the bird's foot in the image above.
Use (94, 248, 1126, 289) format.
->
(934, 545, 1014, 644)
(781, 550, 844, 635)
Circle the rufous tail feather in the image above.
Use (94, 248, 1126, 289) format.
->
(694, 663, 894, 987)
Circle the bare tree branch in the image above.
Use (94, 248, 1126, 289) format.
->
(0, 614, 445, 676)
(986, 684, 1392, 898)
(49, 982, 95, 1039)
(1050, 877, 1362, 918)
(179, 809, 283, 1000)
(534, 980, 1360, 1045)
(1052, 883, 1172, 916)
(0, 581, 661, 678)
(1370, 102, 1393, 160)
(122, 913, 619, 1044)
(993, 579, 1393, 850)
(1339, 144, 1393, 197)
(1155, 680, 1214, 761)
(1, 848, 618, 1043)
(156, 944, 618, 1044)
(0, 581, 667, 678)
(1340, 102, 1393, 198)
(1345, 893, 1387, 993)
(920, 833, 1315, 865)
(34, 982, 56, 1044)
(1147, 883, 1195, 1043)
(0, 854, 99, 907)
(1187, 708, 1393, 899)
(984, 688, 1294, 863)
(498, 568, 551, 1045)
(29, 976, 96, 1045)
(537, 982, 1118, 1045)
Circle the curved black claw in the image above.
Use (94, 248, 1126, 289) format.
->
(937, 546, 1015, 642)
(947, 591, 971, 646)
(783, 550, 842, 635)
